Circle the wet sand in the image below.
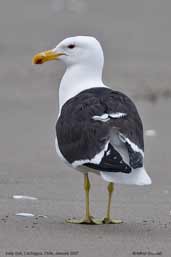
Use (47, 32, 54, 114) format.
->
(0, 0, 171, 256)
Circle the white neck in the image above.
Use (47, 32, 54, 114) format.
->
(59, 64, 106, 110)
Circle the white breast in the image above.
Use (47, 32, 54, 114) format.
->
(55, 137, 68, 163)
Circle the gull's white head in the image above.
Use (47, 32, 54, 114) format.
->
(33, 36, 104, 71)
(33, 36, 105, 107)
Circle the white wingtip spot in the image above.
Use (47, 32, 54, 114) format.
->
(106, 150, 111, 156)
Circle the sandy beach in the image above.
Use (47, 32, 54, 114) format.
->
(0, 0, 171, 256)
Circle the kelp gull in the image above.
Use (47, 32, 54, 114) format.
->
(33, 36, 152, 225)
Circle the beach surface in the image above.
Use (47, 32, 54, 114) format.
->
(0, 1, 171, 256)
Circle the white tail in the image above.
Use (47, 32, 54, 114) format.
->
(100, 167, 152, 186)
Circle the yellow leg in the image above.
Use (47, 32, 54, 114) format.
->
(66, 174, 102, 224)
(84, 173, 91, 219)
(103, 182, 123, 224)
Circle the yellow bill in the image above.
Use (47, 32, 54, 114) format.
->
(32, 49, 65, 64)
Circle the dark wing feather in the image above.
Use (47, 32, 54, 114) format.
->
(84, 143, 131, 173)
(56, 87, 144, 173)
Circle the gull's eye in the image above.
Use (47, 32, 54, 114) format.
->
(68, 44, 75, 49)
